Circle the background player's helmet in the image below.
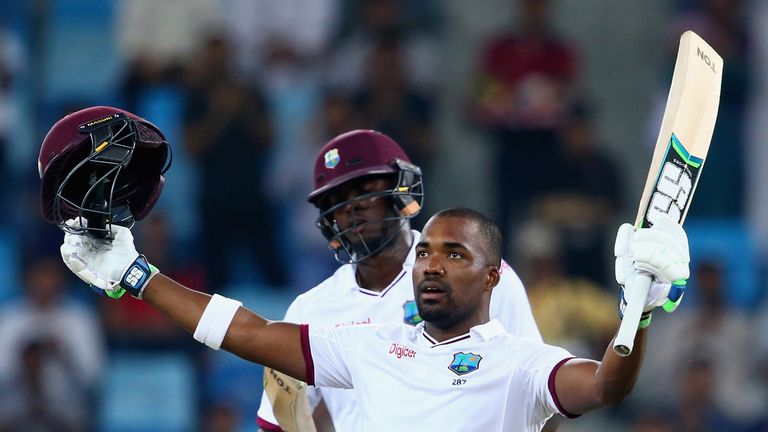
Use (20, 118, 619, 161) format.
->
(38, 106, 171, 238)
(308, 130, 423, 263)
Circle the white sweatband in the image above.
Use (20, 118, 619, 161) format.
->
(193, 294, 243, 350)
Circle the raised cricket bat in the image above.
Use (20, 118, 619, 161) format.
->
(613, 31, 722, 356)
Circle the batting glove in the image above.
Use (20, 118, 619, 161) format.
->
(615, 214, 689, 327)
(60, 219, 158, 299)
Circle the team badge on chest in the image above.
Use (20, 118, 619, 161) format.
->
(402, 300, 423, 325)
(448, 352, 482, 376)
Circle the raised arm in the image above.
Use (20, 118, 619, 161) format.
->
(60, 221, 309, 381)
(553, 215, 689, 415)
(553, 330, 646, 415)
(143, 274, 308, 381)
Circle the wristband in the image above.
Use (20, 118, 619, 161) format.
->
(120, 255, 160, 299)
(193, 294, 243, 350)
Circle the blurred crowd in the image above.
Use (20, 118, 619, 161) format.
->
(0, 0, 765, 431)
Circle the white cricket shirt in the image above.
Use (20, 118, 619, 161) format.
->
(303, 319, 575, 431)
(257, 230, 543, 431)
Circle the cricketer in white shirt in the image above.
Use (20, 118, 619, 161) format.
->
(304, 319, 574, 431)
(257, 230, 543, 431)
(58, 209, 689, 432)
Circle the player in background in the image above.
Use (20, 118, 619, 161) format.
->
(56, 206, 690, 431)
(255, 129, 542, 431)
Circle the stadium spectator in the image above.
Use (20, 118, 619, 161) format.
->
(514, 220, 615, 358)
(466, 0, 581, 246)
(270, 91, 364, 291)
(0, 255, 104, 431)
(117, 0, 220, 113)
(182, 35, 287, 289)
(221, 0, 338, 83)
(672, 358, 741, 431)
(353, 33, 436, 170)
(326, 0, 440, 93)
(0, 27, 22, 225)
(637, 260, 755, 422)
(527, 101, 622, 284)
(665, 0, 751, 217)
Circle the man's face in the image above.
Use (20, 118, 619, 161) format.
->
(323, 176, 398, 247)
(413, 215, 498, 329)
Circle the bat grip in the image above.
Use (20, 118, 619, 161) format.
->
(613, 272, 653, 357)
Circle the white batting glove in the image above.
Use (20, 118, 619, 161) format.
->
(60, 219, 158, 299)
(615, 214, 689, 315)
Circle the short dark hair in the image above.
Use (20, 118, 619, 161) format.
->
(432, 208, 502, 266)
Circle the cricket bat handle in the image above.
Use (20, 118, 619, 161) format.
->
(613, 272, 652, 356)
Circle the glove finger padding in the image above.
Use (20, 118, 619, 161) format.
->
(61, 240, 84, 272)
(621, 279, 686, 314)
(614, 214, 690, 323)
(62, 241, 120, 292)
(61, 241, 90, 285)
(59, 222, 138, 297)
(110, 225, 137, 259)
(614, 223, 635, 285)
(645, 280, 673, 311)
(630, 216, 690, 284)
(64, 218, 86, 228)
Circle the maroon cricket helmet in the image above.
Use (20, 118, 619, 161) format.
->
(308, 130, 423, 263)
(308, 129, 413, 203)
(38, 106, 171, 237)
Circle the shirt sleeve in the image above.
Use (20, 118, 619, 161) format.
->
(490, 261, 543, 343)
(283, 294, 309, 322)
(513, 339, 576, 420)
(306, 324, 374, 389)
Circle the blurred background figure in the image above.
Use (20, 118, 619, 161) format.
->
(353, 33, 435, 169)
(116, 0, 219, 114)
(0, 255, 104, 432)
(0, 340, 82, 432)
(514, 221, 616, 358)
(635, 260, 759, 429)
(673, 358, 741, 432)
(627, 411, 676, 432)
(326, 0, 440, 94)
(664, 0, 750, 219)
(0, 27, 23, 223)
(183, 35, 288, 290)
(270, 90, 362, 291)
(527, 101, 622, 285)
(200, 402, 240, 432)
(221, 0, 338, 85)
(2, 0, 767, 430)
(467, 0, 580, 249)
(221, 3, 340, 279)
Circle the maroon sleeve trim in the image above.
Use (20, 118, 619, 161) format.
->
(547, 356, 581, 418)
(300, 324, 315, 386)
(256, 416, 283, 431)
